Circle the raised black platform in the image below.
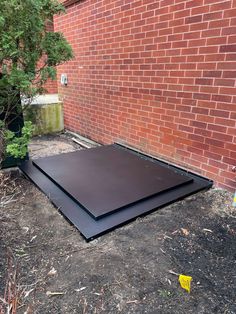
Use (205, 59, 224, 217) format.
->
(33, 145, 192, 219)
(19, 144, 213, 241)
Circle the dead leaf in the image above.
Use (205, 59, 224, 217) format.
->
(22, 227, 29, 233)
(181, 228, 190, 236)
(47, 267, 57, 276)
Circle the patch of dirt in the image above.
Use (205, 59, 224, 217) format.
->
(28, 133, 81, 158)
(0, 135, 236, 313)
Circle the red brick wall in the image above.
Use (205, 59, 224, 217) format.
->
(55, 0, 236, 191)
(43, 78, 58, 94)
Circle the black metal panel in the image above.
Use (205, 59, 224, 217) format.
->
(19, 145, 213, 241)
(33, 145, 192, 220)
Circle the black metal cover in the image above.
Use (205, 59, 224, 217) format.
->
(19, 144, 213, 241)
(33, 145, 192, 219)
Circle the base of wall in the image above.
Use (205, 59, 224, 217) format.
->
(66, 130, 101, 147)
(24, 94, 64, 136)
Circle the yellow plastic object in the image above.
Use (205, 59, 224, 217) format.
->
(179, 275, 192, 293)
(233, 192, 236, 207)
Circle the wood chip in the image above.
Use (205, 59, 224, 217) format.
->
(168, 270, 180, 276)
(75, 287, 86, 292)
(203, 228, 213, 233)
(46, 291, 64, 297)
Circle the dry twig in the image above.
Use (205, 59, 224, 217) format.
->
(0, 249, 23, 314)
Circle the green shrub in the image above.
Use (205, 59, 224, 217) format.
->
(0, 0, 73, 162)
(5, 121, 34, 159)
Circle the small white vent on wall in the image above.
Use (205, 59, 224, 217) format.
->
(61, 74, 68, 86)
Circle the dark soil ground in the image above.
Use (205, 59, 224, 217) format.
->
(0, 133, 236, 314)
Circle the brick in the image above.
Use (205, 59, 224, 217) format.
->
(203, 70, 222, 78)
(177, 92, 193, 98)
(222, 27, 236, 35)
(196, 114, 215, 123)
(194, 128, 212, 138)
(208, 123, 227, 133)
(192, 5, 210, 15)
(197, 100, 216, 109)
(193, 93, 211, 100)
(210, 1, 231, 11)
(210, 109, 230, 118)
(224, 8, 236, 18)
(172, 40, 188, 48)
(230, 17, 236, 26)
(190, 120, 207, 129)
(197, 62, 216, 70)
(185, 70, 203, 77)
(188, 132, 205, 143)
(170, 2, 185, 12)
(215, 117, 235, 127)
(160, 13, 174, 22)
(169, 18, 185, 28)
(195, 78, 213, 85)
(227, 127, 236, 136)
(212, 94, 232, 103)
(216, 103, 236, 111)
(189, 38, 207, 47)
(185, 15, 202, 24)
(147, 2, 160, 10)
(192, 107, 209, 115)
(222, 71, 236, 78)
(230, 112, 236, 120)
(200, 86, 219, 94)
(186, 0, 204, 8)
(174, 9, 191, 19)
(173, 25, 190, 33)
(202, 29, 221, 38)
(230, 151, 236, 159)
(215, 79, 235, 87)
(168, 33, 183, 41)
(199, 46, 218, 54)
(209, 19, 230, 29)
(219, 87, 236, 95)
(207, 37, 227, 45)
(222, 157, 236, 165)
(190, 22, 209, 31)
(204, 151, 222, 161)
(220, 45, 236, 53)
(203, 11, 222, 21)
(226, 54, 236, 61)
(184, 31, 201, 40)
(205, 138, 225, 148)
(218, 62, 236, 70)
(225, 143, 236, 152)
(205, 54, 225, 62)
